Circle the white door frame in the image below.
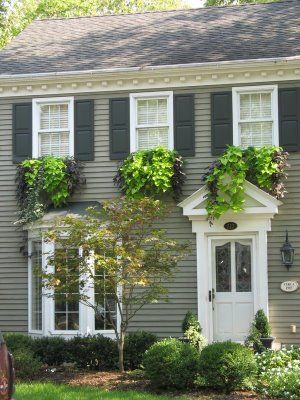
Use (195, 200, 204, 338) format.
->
(209, 235, 256, 342)
(178, 181, 282, 343)
(194, 218, 271, 342)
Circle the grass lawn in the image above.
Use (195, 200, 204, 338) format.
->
(15, 383, 189, 400)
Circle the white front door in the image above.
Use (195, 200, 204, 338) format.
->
(212, 239, 254, 342)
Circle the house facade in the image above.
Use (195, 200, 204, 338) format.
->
(0, 0, 300, 345)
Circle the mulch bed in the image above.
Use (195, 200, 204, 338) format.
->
(32, 368, 268, 399)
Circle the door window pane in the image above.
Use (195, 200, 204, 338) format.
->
(216, 242, 231, 292)
(235, 242, 252, 292)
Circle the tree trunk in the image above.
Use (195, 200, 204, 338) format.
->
(118, 331, 125, 373)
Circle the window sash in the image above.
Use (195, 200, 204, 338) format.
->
(232, 86, 278, 148)
(130, 91, 174, 152)
(32, 97, 74, 158)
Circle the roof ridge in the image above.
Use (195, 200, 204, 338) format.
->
(32, 0, 298, 23)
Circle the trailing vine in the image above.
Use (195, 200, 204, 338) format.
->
(114, 146, 186, 200)
(16, 156, 84, 225)
(202, 146, 289, 223)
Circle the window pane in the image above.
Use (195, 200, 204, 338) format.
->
(40, 104, 69, 130)
(137, 98, 168, 125)
(54, 248, 79, 331)
(235, 242, 252, 292)
(137, 127, 169, 150)
(216, 242, 231, 292)
(240, 121, 273, 148)
(31, 241, 42, 331)
(94, 273, 117, 331)
(40, 132, 69, 157)
(240, 92, 272, 120)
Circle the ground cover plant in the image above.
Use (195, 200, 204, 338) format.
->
(255, 347, 300, 399)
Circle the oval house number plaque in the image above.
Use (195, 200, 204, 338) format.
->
(281, 281, 299, 293)
(224, 222, 237, 231)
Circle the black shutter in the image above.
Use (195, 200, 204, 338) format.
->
(109, 98, 130, 160)
(211, 92, 233, 155)
(75, 100, 94, 161)
(13, 103, 32, 163)
(279, 88, 300, 152)
(174, 94, 195, 157)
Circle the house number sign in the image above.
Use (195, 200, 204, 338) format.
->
(281, 281, 299, 293)
(224, 222, 237, 231)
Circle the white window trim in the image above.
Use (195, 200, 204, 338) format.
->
(130, 91, 174, 153)
(32, 97, 74, 158)
(232, 85, 279, 148)
(28, 233, 118, 338)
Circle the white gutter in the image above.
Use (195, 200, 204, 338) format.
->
(0, 56, 299, 81)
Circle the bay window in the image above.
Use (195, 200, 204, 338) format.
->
(130, 91, 173, 152)
(28, 235, 117, 337)
(232, 85, 279, 148)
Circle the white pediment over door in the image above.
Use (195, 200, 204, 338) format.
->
(178, 180, 282, 220)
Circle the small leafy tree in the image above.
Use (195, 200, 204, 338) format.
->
(41, 197, 188, 372)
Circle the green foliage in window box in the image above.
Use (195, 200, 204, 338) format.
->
(16, 156, 84, 225)
(202, 145, 289, 223)
(114, 146, 186, 200)
(199, 341, 257, 393)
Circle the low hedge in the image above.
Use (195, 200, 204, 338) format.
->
(3, 331, 157, 371)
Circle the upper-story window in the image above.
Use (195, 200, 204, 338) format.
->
(33, 97, 74, 158)
(232, 85, 278, 149)
(130, 91, 174, 152)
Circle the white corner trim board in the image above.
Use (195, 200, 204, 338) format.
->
(0, 57, 299, 98)
(178, 181, 281, 342)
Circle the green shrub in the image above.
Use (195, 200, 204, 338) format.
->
(67, 335, 118, 370)
(3, 333, 34, 353)
(124, 331, 157, 370)
(199, 341, 257, 393)
(245, 309, 272, 352)
(143, 338, 200, 389)
(31, 337, 70, 366)
(182, 311, 201, 334)
(13, 349, 42, 380)
(256, 347, 300, 399)
(182, 311, 207, 351)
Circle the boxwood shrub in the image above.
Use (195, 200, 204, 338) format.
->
(143, 338, 200, 389)
(124, 331, 157, 370)
(199, 341, 257, 393)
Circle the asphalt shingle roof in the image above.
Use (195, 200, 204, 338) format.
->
(0, 0, 299, 76)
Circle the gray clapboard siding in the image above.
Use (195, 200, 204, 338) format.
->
(0, 83, 300, 342)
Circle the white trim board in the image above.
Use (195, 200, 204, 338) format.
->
(0, 58, 299, 98)
(178, 181, 281, 342)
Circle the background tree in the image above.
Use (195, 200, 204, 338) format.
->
(41, 197, 188, 372)
(205, 0, 279, 6)
(0, 0, 185, 48)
